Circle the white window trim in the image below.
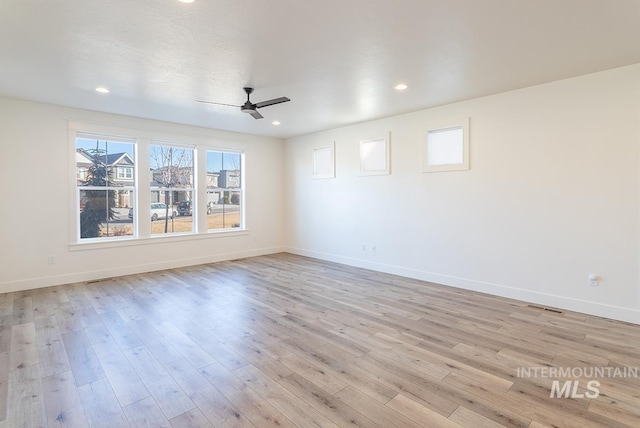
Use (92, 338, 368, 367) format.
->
(205, 147, 246, 233)
(422, 118, 470, 173)
(359, 133, 390, 176)
(68, 120, 249, 248)
(73, 134, 138, 242)
(149, 141, 196, 236)
(312, 143, 335, 179)
(69, 229, 250, 251)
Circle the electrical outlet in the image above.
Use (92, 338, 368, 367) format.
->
(48, 256, 56, 265)
(588, 274, 599, 287)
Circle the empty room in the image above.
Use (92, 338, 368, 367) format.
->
(1, 1, 639, 427)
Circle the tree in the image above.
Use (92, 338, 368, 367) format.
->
(150, 146, 194, 233)
(79, 143, 117, 238)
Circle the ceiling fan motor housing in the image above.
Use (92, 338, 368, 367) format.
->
(241, 101, 256, 113)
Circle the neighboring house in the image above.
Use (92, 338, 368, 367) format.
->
(151, 166, 193, 187)
(149, 168, 241, 206)
(211, 169, 240, 205)
(78, 154, 240, 208)
(206, 172, 219, 188)
(76, 150, 92, 182)
(206, 172, 221, 205)
(218, 169, 240, 189)
(76, 149, 135, 207)
(150, 166, 194, 205)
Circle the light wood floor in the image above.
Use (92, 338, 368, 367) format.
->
(1, 253, 639, 427)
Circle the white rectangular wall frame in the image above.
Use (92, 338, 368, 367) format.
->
(359, 133, 390, 176)
(312, 143, 335, 179)
(422, 118, 470, 172)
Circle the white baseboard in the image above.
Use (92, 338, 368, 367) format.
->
(285, 247, 640, 325)
(0, 246, 286, 293)
(5, 245, 638, 325)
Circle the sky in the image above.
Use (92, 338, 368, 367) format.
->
(76, 138, 134, 158)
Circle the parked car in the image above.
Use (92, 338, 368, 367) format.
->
(177, 201, 192, 216)
(128, 203, 177, 221)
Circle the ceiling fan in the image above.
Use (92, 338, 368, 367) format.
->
(196, 87, 290, 119)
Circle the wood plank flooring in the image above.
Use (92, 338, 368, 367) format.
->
(1, 253, 639, 427)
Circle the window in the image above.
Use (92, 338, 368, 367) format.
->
(207, 150, 243, 230)
(422, 119, 470, 173)
(312, 144, 335, 179)
(71, 122, 246, 245)
(150, 144, 194, 235)
(76, 137, 135, 240)
(116, 167, 133, 180)
(359, 135, 390, 176)
(77, 167, 88, 181)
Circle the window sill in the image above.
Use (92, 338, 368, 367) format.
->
(69, 229, 249, 251)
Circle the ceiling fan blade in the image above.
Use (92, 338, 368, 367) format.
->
(249, 110, 264, 119)
(255, 97, 290, 109)
(197, 88, 288, 119)
(195, 100, 241, 108)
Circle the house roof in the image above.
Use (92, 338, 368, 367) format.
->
(99, 153, 134, 166)
(3, 1, 640, 138)
(76, 150, 93, 165)
(76, 149, 134, 167)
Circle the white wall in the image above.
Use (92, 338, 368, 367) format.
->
(3, 65, 640, 324)
(0, 98, 285, 292)
(284, 64, 640, 324)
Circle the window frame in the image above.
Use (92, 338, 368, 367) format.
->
(77, 166, 88, 181)
(74, 133, 137, 243)
(359, 134, 390, 176)
(421, 118, 470, 173)
(312, 143, 335, 179)
(205, 147, 245, 233)
(116, 166, 133, 180)
(68, 121, 248, 249)
(149, 141, 196, 236)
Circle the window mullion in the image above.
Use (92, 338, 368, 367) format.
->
(196, 145, 208, 233)
(137, 139, 152, 239)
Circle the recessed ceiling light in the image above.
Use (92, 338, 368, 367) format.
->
(394, 83, 408, 91)
(272, 121, 281, 126)
(95, 87, 110, 94)
(178, 0, 195, 3)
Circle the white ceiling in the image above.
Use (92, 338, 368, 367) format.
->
(2, 0, 640, 139)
